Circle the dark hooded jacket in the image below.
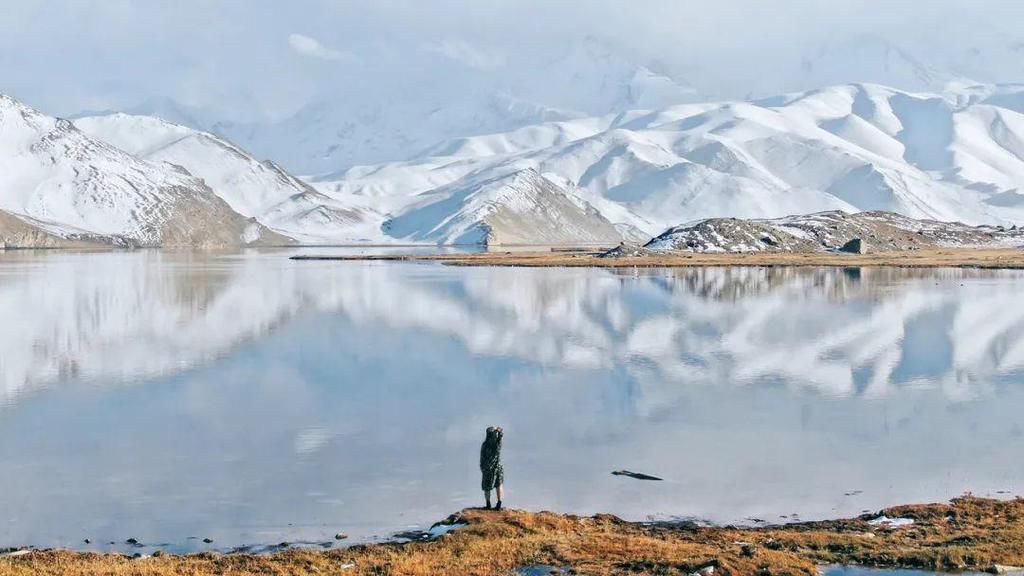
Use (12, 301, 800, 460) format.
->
(480, 428, 504, 491)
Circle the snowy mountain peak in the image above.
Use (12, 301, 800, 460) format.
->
(0, 94, 283, 248)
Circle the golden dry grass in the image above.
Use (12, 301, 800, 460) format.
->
(291, 247, 1024, 269)
(4, 497, 1024, 576)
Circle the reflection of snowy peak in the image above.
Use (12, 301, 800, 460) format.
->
(7, 256, 1024, 407)
(384, 169, 621, 245)
(0, 95, 272, 248)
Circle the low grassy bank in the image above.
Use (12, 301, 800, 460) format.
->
(3, 497, 1024, 575)
(291, 247, 1024, 269)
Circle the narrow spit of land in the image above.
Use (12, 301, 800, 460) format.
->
(3, 497, 1024, 576)
(291, 247, 1024, 269)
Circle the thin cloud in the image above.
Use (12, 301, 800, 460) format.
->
(288, 33, 355, 62)
(425, 38, 505, 70)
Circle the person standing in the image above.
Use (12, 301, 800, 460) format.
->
(480, 426, 504, 510)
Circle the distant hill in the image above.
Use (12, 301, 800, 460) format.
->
(645, 210, 1024, 253)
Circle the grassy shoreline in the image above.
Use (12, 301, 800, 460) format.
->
(291, 247, 1024, 269)
(3, 497, 1024, 575)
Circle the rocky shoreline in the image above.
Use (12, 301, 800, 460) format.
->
(3, 496, 1024, 575)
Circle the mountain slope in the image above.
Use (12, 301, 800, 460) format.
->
(0, 95, 281, 248)
(74, 114, 306, 216)
(384, 169, 621, 245)
(0, 208, 113, 248)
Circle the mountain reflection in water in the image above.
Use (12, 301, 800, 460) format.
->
(1, 250, 1023, 552)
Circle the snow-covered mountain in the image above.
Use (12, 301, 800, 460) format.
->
(10, 82, 1024, 248)
(99, 26, 1024, 178)
(73, 113, 371, 243)
(74, 112, 628, 246)
(314, 82, 1024, 239)
(0, 95, 283, 248)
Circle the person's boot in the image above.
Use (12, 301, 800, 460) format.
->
(485, 501, 492, 510)
(495, 500, 503, 511)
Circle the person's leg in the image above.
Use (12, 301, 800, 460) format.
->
(495, 485, 504, 510)
(484, 489, 492, 509)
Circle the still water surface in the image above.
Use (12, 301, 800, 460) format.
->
(1, 250, 1024, 553)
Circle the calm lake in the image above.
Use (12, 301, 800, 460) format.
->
(2, 250, 1024, 554)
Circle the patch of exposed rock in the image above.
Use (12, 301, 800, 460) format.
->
(599, 242, 660, 258)
(646, 210, 1024, 253)
(839, 238, 867, 254)
(147, 188, 293, 248)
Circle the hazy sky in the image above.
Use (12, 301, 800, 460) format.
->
(3, 0, 1024, 121)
